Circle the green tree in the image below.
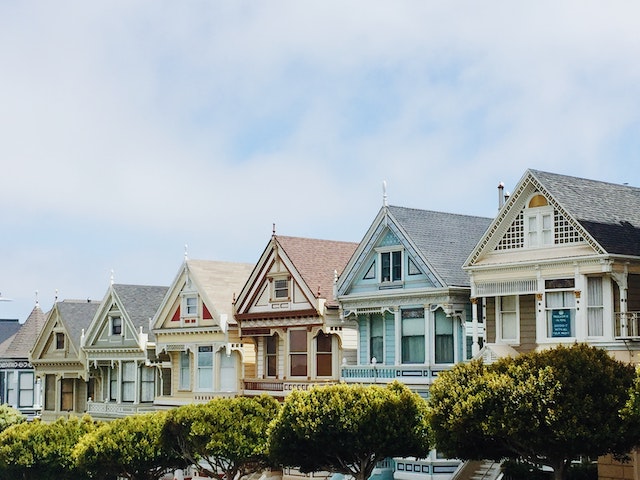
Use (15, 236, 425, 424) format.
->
(74, 410, 183, 480)
(0, 404, 25, 433)
(268, 382, 432, 480)
(163, 395, 280, 480)
(0, 415, 98, 480)
(429, 343, 640, 480)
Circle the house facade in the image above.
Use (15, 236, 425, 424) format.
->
(151, 259, 254, 407)
(465, 169, 640, 363)
(83, 283, 168, 420)
(0, 304, 46, 419)
(336, 202, 492, 480)
(29, 299, 101, 422)
(234, 234, 358, 399)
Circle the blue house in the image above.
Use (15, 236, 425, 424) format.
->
(336, 199, 491, 480)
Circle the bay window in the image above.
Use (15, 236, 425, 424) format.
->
(289, 329, 307, 377)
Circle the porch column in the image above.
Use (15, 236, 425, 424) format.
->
(612, 266, 629, 337)
(471, 298, 480, 356)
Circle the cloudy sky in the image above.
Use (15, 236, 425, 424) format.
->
(2, 1, 640, 320)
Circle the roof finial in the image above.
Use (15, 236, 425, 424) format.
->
(110, 269, 115, 285)
(382, 180, 388, 207)
(35, 290, 39, 307)
(54, 289, 58, 303)
(184, 244, 189, 261)
(272, 223, 276, 236)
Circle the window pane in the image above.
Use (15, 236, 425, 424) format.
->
(179, 351, 190, 390)
(435, 314, 454, 364)
(587, 277, 604, 336)
(392, 251, 402, 281)
(501, 312, 517, 339)
(290, 354, 307, 376)
(61, 379, 74, 411)
(266, 335, 278, 377)
(290, 330, 307, 352)
(45, 375, 55, 411)
(317, 353, 332, 376)
(316, 332, 332, 353)
(140, 367, 155, 402)
(370, 315, 383, 363)
(198, 346, 213, 390)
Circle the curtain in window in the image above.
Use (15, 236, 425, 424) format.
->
(140, 367, 155, 402)
(122, 361, 136, 402)
(198, 347, 214, 390)
(109, 365, 118, 401)
(587, 277, 604, 336)
(370, 315, 384, 363)
(401, 310, 425, 364)
(179, 351, 190, 390)
(435, 313, 454, 364)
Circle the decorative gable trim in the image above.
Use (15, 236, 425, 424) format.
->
(466, 171, 604, 266)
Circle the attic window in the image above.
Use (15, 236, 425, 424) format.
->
(111, 317, 122, 336)
(272, 277, 290, 300)
(528, 194, 548, 208)
(56, 332, 65, 350)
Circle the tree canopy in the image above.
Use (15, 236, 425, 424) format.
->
(0, 404, 25, 434)
(268, 381, 432, 480)
(428, 343, 640, 480)
(162, 394, 280, 480)
(0, 415, 98, 480)
(73, 410, 183, 480)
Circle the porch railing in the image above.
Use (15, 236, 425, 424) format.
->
(242, 378, 338, 396)
(86, 400, 156, 418)
(340, 364, 447, 385)
(615, 312, 640, 339)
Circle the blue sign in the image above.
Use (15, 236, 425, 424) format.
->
(551, 309, 572, 337)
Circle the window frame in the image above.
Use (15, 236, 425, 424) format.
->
(140, 366, 155, 403)
(197, 345, 214, 391)
(545, 278, 577, 340)
(60, 378, 74, 411)
(369, 314, 384, 364)
(401, 308, 425, 364)
(289, 329, 308, 377)
(270, 276, 291, 302)
(434, 311, 455, 365)
(379, 249, 403, 283)
(265, 335, 278, 378)
(587, 276, 604, 338)
(496, 295, 519, 344)
(111, 316, 122, 336)
(55, 332, 65, 350)
(315, 332, 333, 377)
(179, 351, 191, 390)
(18, 371, 34, 408)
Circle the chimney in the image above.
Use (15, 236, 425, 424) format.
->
(498, 182, 505, 209)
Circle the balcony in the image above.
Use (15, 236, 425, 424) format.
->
(340, 364, 448, 386)
(615, 312, 640, 339)
(242, 378, 339, 397)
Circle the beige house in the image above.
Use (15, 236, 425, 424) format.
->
(151, 259, 254, 407)
(29, 299, 100, 421)
(234, 234, 358, 399)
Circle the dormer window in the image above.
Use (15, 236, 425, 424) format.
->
(185, 296, 197, 315)
(378, 248, 403, 285)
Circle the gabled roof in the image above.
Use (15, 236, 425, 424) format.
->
(52, 299, 101, 353)
(111, 284, 168, 341)
(276, 236, 359, 306)
(153, 259, 254, 331)
(529, 169, 640, 256)
(388, 206, 492, 287)
(0, 305, 46, 359)
(466, 169, 640, 266)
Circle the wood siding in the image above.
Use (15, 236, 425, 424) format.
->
(518, 294, 537, 353)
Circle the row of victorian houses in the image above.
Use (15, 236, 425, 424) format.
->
(2, 168, 640, 480)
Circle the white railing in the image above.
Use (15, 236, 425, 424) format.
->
(340, 365, 438, 385)
(86, 400, 157, 417)
(615, 312, 640, 338)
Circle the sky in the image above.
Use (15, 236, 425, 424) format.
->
(2, 1, 640, 321)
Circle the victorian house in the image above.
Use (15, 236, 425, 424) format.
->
(0, 303, 46, 419)
(29, 299, 100, 422)
(151, 259, 254, 407)
(83, 283, 168, 420)
(336, 201, 492, 480)
(464, 169, 640, 361)
(234, 234, 358, 399)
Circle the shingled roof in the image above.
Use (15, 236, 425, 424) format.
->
(388, 205, 492, 287)
(56, 300, 101, 352)
(0, 304, 46, 359)
(530, 169, 640, 256)
(111, 284, 168, 342)
(276, 236, 359, 306)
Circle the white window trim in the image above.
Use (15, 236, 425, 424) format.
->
(196, 345, 214, 391)
(181, 292, 199, 326)
(376, 246, 405, 285)
(495, 295, 520, 344)
(543, 285, 577, 342)
(524, 207, 554, 249)
(270, 275, 291, 302)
